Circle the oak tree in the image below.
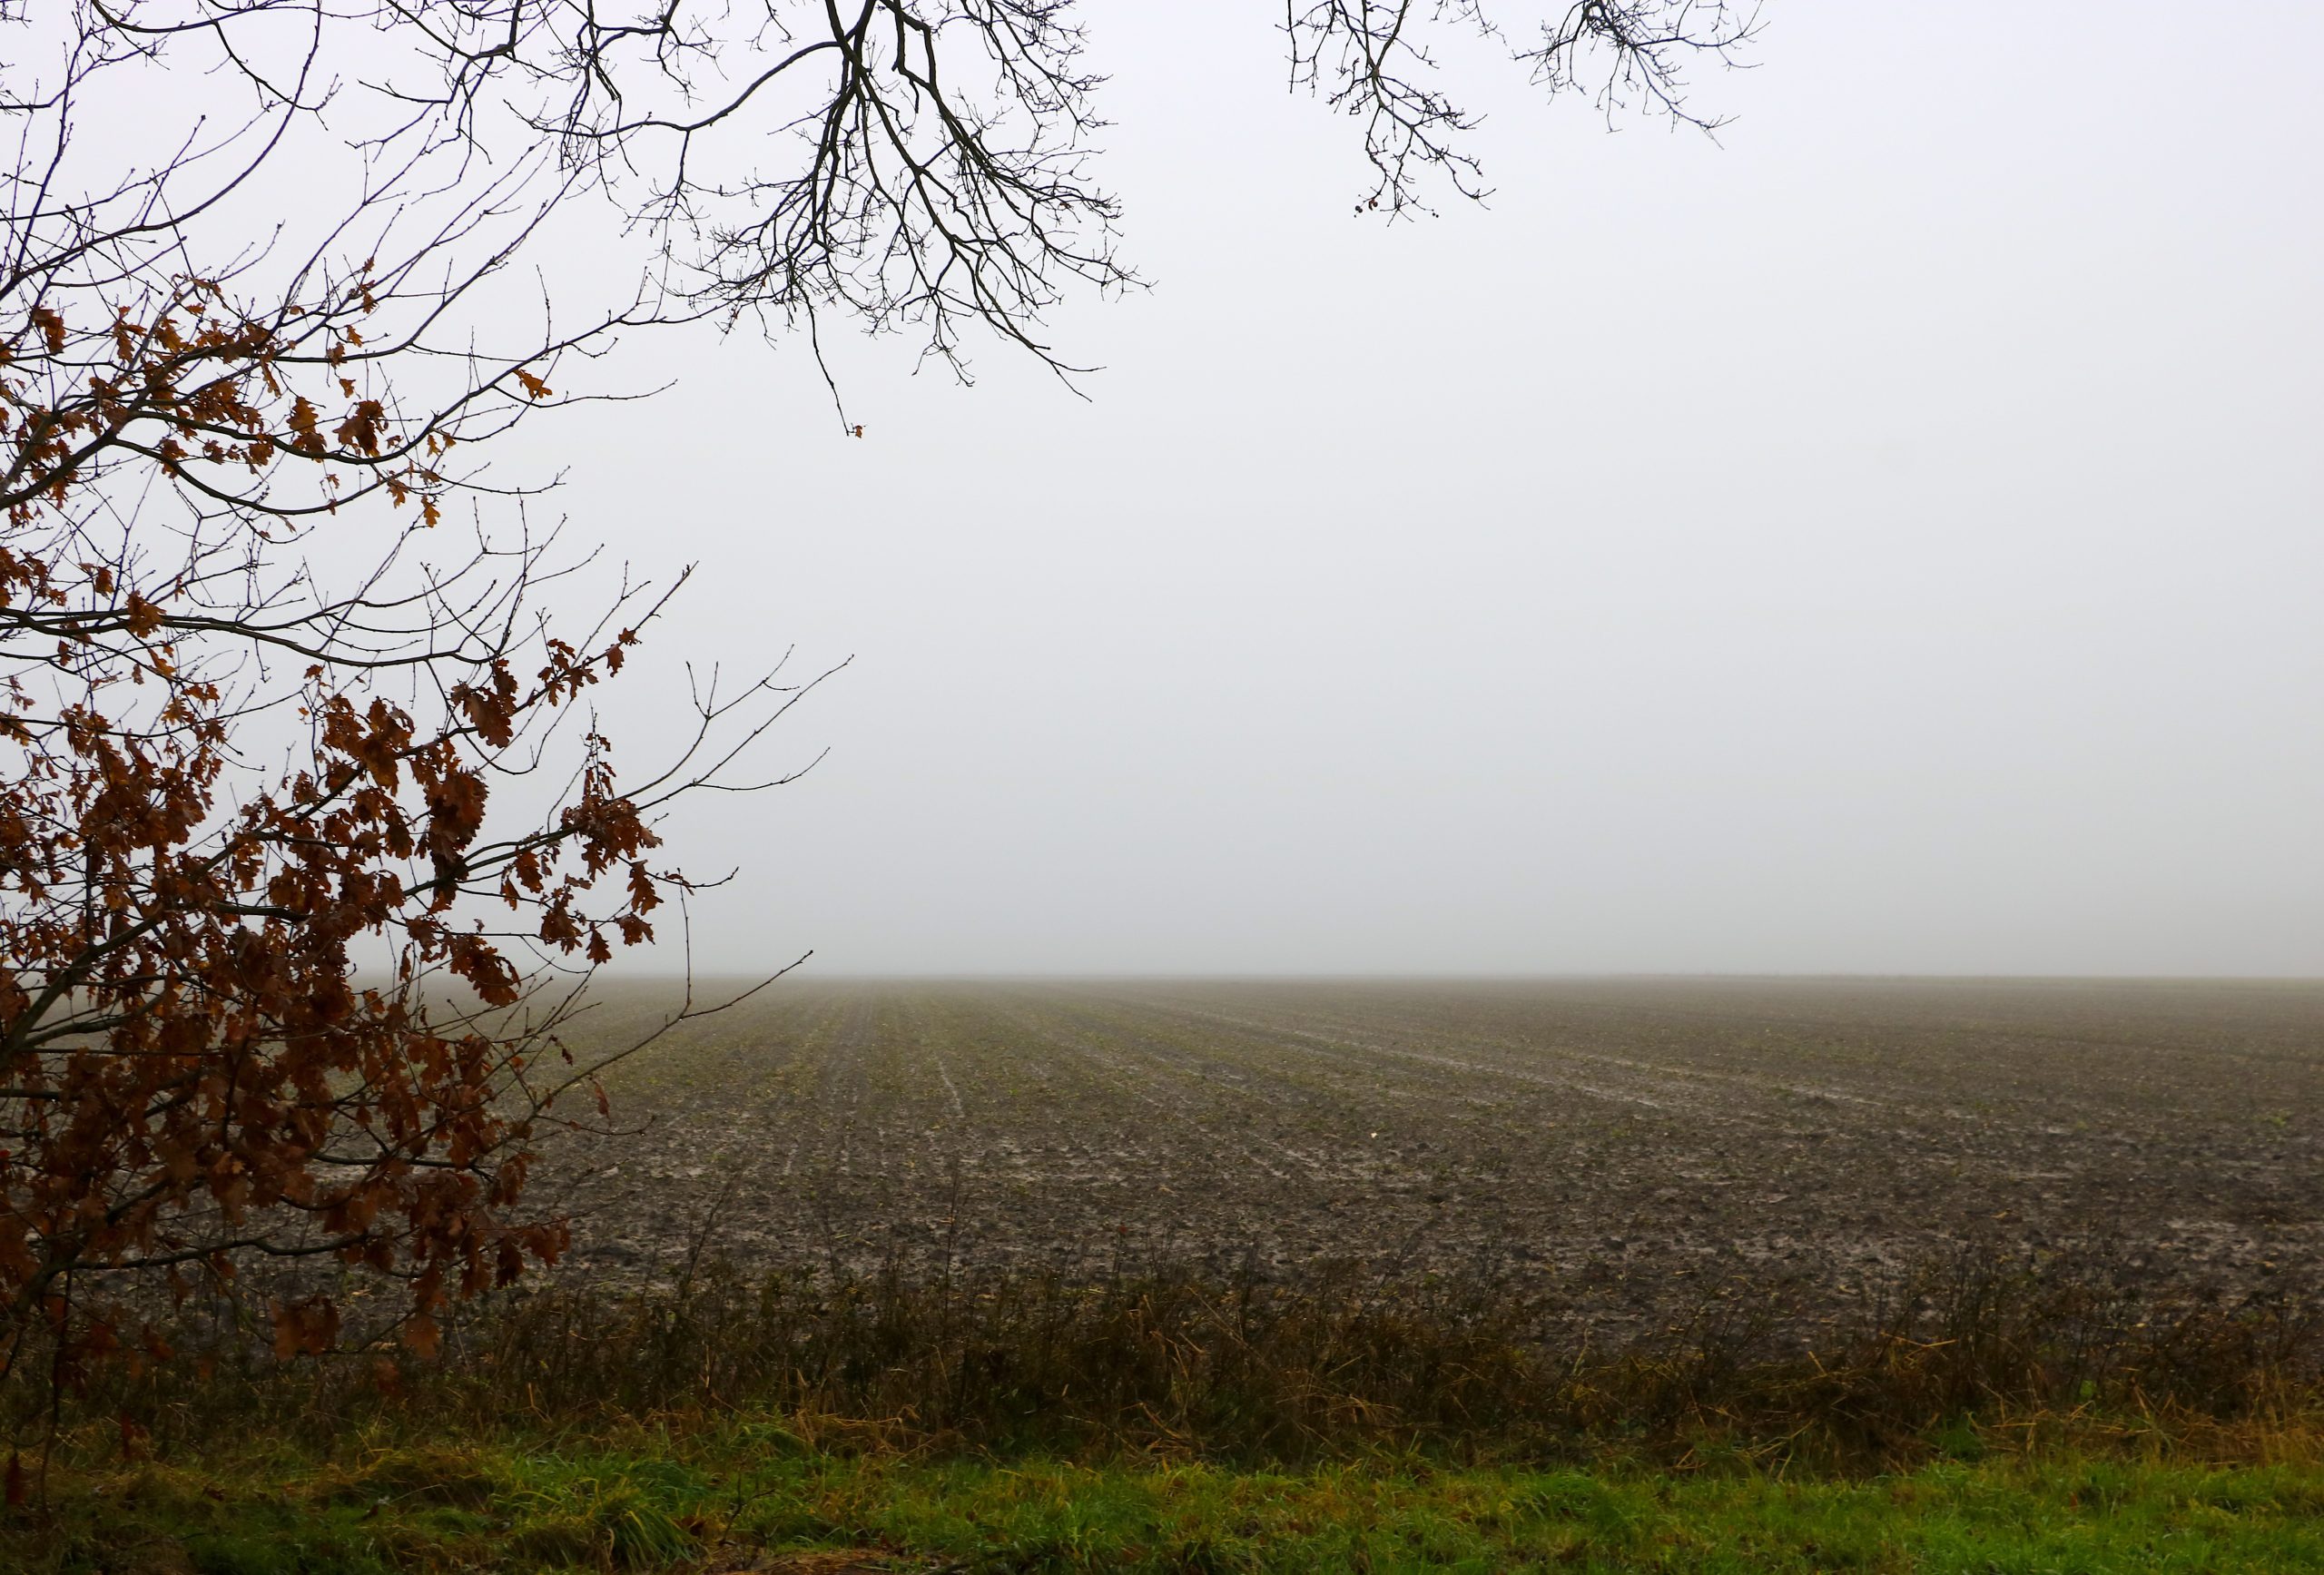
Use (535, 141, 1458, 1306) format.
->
(0, 0, 1756, 1387)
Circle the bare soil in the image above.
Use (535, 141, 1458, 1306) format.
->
(537, 978, 2324, 1334)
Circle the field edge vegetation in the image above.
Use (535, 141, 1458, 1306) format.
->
(5, 1241, 2321, 1570)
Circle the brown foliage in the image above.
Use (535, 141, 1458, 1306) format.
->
(0, 8, 837, 1394)
(0, 281, 770, 1383)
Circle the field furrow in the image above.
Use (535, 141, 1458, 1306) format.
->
(533, 978, 2324, 1334)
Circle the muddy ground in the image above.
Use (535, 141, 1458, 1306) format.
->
(534, 978, 2323, 1335)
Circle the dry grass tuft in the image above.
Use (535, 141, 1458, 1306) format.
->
(39, 1240, 2319, 1471)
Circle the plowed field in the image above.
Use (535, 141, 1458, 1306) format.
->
(540, 979, 2323, 1332)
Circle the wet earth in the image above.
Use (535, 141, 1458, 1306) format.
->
(534, 977, 2324, 1334)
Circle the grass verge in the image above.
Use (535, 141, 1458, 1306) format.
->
(5, 1245, 2319, 1570)
(6, 1420, 2324, 1573)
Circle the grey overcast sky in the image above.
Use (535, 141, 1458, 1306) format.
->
(529, 1, 2323, 978)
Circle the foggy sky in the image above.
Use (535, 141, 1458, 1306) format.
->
(527, 1, 2324, 977)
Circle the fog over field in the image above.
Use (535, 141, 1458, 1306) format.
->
(8, 9, 2324, 1557)
(521, 2, 2321, 979)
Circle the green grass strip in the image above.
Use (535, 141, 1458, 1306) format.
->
(9, 1430, 2324, 1573)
